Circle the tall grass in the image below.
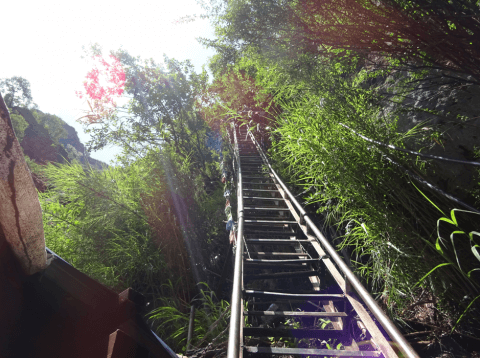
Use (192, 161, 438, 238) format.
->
(148, 282, 230, 353)
(39, 159, 174, 295)
(249, 57, 480, 330)
(39, 146, 232, 351)
(412, 187, 480, 331)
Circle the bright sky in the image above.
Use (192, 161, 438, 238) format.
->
(2, 0, 216, 165)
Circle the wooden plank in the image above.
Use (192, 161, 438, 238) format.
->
(107, 329, 149, 358)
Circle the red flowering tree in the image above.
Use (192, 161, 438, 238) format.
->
(76, 54, 126, 124)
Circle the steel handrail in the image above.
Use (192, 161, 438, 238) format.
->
(227, 123, 245, 358)
(247, 130, 419, 358)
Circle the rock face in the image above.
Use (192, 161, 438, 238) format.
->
(15, 107, 69, 165)
(59, 122, 106, 170)
(8, 107, 107, 191)
(0, 94, 47, 275)
(12, 107, 106, 171)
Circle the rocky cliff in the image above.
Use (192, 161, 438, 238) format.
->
(59, 121, 106, 170)
(15, 107, 69, 165)
(11, 107, 107, 191)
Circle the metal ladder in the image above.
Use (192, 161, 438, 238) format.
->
(227, 122, 419, 358)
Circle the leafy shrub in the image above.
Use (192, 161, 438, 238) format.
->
(32, 109, 68, 144)
(148, 282, 230, 353)
(9, 111, 29, 142)
(39, 159, 173, 295)
(245, 54, 480, 328)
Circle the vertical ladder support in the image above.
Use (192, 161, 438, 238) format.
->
(226, 121, 419, 358)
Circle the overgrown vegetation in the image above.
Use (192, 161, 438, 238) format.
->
(3, 1, 480, 354)
(148, 282, 230, 353)
(32, 110, 68, 144)
(198, 0, 480, 349)
(1, 46, 233, 352)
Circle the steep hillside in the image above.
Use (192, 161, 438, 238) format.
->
(15, 107, 69, 165)
(59, 120, 106, 170)
(7, 106, 107, 191)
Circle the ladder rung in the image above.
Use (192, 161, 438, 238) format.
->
(244, 311, 348, 317)
(244, 262, 311, 269)
(245, 258, 322, 264)
(244, 216, 294, 221)
(244, 270, 318, 280)
(244, 231, 297, 236)
(244, 347, 380, 357)
(247, 252, 309, 256)
(243, 327, 345, 339)
(242, 176, 274, 179)
(243, 189, 279, 192)
(243, 182, 277, 185)
(243, 197, 284, 201)
(243, 290, 345, 300)
(245, 220, 297, 224)
(244, 207, 289, 211)
(246, 239, 309, 244)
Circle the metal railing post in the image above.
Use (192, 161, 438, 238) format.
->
(186, 305, 196, 351)
(227, 122, 245, 358)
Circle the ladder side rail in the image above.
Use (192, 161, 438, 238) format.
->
(227, 122, 245, 358)
(247, 130, 419, 358)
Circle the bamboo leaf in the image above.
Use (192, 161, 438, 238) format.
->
(450, 230, 466, 270)
(435, 237, 444, 255)
(412, 181, 445, 216)
(451, 294, 480, 333)
(467, 268, 480, 278)
(414, 263, 452, 287)
(471, 244, 480, 263)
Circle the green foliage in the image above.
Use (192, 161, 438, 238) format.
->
(411, 189, 480, 331)
(32, 110, 68, 144)
(65, 144, 83, 162)
(82, 46, 212, 181)
(221, 50, 480, 330)
(24, 154, 48, 181)
(202, 0, 480, 84)
(148, 282, 230, 353)
(0, 76, 38, 109)
(39, 159, 170, 294)
(9, 111, 29, 142)
(265, 65, 431, 308)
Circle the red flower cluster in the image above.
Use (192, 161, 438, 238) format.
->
(76, 54, 126, 124)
